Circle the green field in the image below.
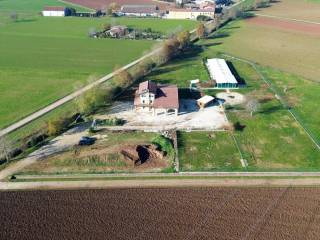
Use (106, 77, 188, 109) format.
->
(178, 131, 242, 171)
(0, 0, 92, 13)
(0, 3, 197, 129)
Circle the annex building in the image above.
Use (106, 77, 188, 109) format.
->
(206, 58, 238, 89)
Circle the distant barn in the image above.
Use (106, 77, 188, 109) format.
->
(120, 5, 159, 17)
(42, 6, 65, 17)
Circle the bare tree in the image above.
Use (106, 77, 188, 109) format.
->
(196, 23, 205, 39)
(246, 98, 260, 117)
(114, 68, 133, 87)
(177, 31, 191, 50)
(0, 136, 12, 163)
(10, 12, 18, 22)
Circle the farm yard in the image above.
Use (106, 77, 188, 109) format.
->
(2, 187, 320, 240)
(143, 33, 320, 171)
(0, 4, 197, 129)
(17, 131, 174, 174)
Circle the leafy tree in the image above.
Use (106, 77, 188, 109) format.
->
(102, 23, 111, 31)
(77, 87, 107, 115)
(114, 68, 133, 87)
(177, 31, 191, 50)
(109, 2, 120, 12)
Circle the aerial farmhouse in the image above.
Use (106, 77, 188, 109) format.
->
(42, 6, 65, 17)
(108, 26, 128, 38)
(134, 80, 179, 116)
(206, 58, 238, 88)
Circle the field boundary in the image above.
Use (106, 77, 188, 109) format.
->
(5, 177, 320, 190)
(222, 54, 320, 151)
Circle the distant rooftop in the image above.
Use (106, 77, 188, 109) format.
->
(43, 6, 65, 11)
(121, 5, 158, 14)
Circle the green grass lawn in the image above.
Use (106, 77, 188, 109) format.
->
(257, 66, 320, 143)
(178, 131, 242, 171)
(0, 0, 92, 13)
(0, 11, 197, 129)
(224, 59, 320, 171)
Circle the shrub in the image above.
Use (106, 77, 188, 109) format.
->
(197, 15, 211, 21)
(47, 117, 70, 136)
(152, 135, 174, 157)
(114, 68, 133, 88)
(77, 87, 107, 115)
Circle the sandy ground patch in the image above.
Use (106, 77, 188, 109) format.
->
(216, 92, 245, 106)
(96, 99, 228, 130)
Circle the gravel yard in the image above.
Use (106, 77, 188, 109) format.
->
(96, 99, 228, 131)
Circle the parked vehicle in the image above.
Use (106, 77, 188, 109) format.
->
(78, 136, 96, 146)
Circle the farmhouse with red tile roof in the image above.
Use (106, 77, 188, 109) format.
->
(134, 80, 179, 116)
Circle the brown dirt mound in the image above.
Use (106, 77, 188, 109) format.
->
(121, 144, 164, 166)
(247, 16, 320, 37)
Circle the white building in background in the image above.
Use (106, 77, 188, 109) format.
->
(206, 58, 238, 89)
(165, 8, 215, 20)
(42, 6, 65, 17)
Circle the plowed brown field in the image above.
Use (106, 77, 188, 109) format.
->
(247, 16, 320, 37)
(64, 0, 173, 10)
(1, 187, 320, 239)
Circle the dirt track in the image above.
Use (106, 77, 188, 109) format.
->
(1, 187, 320, 240)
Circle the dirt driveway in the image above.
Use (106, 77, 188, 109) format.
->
(95, 100, 228, 131)
(0, 123, 90, 181)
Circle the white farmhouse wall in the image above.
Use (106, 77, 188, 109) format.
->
(166, 11, 214, 19)
(42, 11, 65, 17)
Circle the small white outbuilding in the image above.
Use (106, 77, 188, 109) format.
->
(42, 6, 65, 17)
(197, 95, 215, 109)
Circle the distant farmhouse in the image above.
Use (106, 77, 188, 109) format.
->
(206, 58, 238, 89)
(120, 5, 160, 17)
(166, 8, 215, 19)
(108, 26, 128, 38)
(42, 6, 65, 17)
(134, 81, 179, 116)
